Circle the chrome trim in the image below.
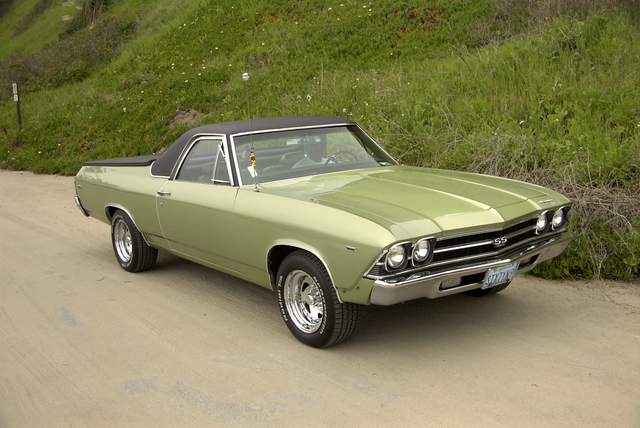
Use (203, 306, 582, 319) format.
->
(266, 241, 343, 303)
(170, 133, 235, 186)
(363, 216, 566, 279)
(535, 209, 553, 235)
(104, 203, 151, 247)
(432, 214, 539, 241)
(369, 233, 572, 305)
(551, 205, 569, 231)
(364, 234, 437, 277)
(74, 195, 89, 217)
(434, 225, 536, 253)
(410, 237, 436, 267)
(385, 241, 411, 271)
(376, 259, 511, 288)
(232, 123, 353, 138)
(149, 161, 170, 179)
(366, 230, 567, 280)
(434, 239, 494, 253)
(229, 123, 398, 187)
(356, 124, 399, 167)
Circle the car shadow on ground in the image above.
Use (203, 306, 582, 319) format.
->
(150, 251, 553, 352)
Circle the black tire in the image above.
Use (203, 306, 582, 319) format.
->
(275, 250, 361, 348)
(110, 209, 157, 273)
(464, 281, 511, 297)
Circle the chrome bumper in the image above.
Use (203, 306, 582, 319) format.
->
(74, 195, 89, 217)
(369, 233, 571, 305)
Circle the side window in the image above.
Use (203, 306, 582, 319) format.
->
(176, 139, 230, 185)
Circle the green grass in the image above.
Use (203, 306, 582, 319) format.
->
(0, 0, 80, 58)
(0, 0, 638, 280)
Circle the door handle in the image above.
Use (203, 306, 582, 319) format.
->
(157, 190, 171, 196)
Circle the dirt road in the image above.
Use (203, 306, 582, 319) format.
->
(0, 170, 638, 427)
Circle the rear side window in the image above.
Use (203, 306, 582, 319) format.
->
(177, 139, 230, 184)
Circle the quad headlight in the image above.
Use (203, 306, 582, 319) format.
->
(412, 238, 433, 264)
(536, 207, 569, 234)
(535, 212, 548, 234)
(385, 244, 407, 270)
(552, 207, 568, 230)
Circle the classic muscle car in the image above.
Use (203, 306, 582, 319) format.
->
(74, 116, 571, 347)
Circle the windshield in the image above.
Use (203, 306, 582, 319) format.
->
(233, 125, 395, 185)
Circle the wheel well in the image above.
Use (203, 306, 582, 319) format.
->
(267, 245, 300, 285)
(266, 244, 342, 302)
(105, 206, 118, 221)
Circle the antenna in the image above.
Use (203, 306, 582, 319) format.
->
(242, 71, 260, 191)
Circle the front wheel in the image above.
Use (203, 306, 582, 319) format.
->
(275, 251, 361, 348)
(110, 209, 157, 272)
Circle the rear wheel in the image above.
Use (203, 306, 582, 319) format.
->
(275, 251, 361, 348)
(465, 281, 511, 297)
(110, 209, 157, 272)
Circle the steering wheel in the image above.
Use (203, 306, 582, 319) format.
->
(325, 150, 358, 164)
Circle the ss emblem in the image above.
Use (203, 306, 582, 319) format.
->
(493, 236, 508, 248)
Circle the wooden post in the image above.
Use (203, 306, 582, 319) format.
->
(12, 82, 22, 132)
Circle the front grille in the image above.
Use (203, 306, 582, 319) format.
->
(366, 216, 551, 279)
(432, 218, 538, 265)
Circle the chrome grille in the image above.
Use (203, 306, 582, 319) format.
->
(431, 218, 538, 265)
(366, 217, 551, 279)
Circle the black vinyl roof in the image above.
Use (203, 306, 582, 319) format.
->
(150, 115, 352, 177)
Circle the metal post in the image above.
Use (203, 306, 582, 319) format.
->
(12, 82, 22, 132)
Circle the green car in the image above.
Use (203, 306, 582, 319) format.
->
(74, 116, 572, 347)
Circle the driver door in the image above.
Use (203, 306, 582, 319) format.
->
(156, 137, 238, 269)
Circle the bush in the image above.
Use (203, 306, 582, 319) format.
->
(0, 17, 134, 90)
(0, 0, 15, 18)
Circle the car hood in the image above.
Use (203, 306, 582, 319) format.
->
(258, 166, 568, 239)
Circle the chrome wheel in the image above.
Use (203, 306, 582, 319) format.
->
(113, 218, 132, 263)
(284, 269, 325, 334)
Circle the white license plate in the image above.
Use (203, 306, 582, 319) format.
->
(482, 262, 519, 289)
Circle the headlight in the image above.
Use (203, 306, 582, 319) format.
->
(535, 212, 548, 234)
(552, 208, 566, 229)
(385, 244, 406, 270)
(412, 238, 432, 264)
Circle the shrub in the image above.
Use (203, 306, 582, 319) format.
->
(0, 17, 134, 90)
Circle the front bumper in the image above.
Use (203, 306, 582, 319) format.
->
(369, 232, 571, 305)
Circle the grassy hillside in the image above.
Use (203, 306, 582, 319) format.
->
(0, 0, 638, 281)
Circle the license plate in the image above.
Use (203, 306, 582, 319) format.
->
(482, 262, 519, 289)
